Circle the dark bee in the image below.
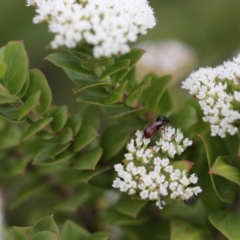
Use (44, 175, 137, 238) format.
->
(183, 195, 197, 205)
(143, 116, 170, 139)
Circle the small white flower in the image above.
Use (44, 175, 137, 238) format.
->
(114, 164, 123, 172)
(140, 190, 149, 199)
(124, 153, 134, 161)
(27, 0, 156, 58)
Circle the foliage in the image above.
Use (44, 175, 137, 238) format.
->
(1, 20, 240, 240)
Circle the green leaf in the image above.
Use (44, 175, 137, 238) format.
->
(73, 82, 111, 94)
(58, 127, 73, 145)
(30, 215, 59, 236)
(105, 208, 147, 226)
(46, 53, 95, 77)
(171, 105, 197, 130)
(77, 94, 123, 107)
(141, 75, 171, 112)
(126, 76, 151, 107)
(50, 106, 68, 132)
(10, 183, 49, 210)
(209, 211, 240, 240)
(0, 122, 21, 150)
(22, 117, 53, 142)
(101, 59, 130, 80)
(104, 80, 128, 104)
(65, 114, 82, 136)
(110, 107, 145, 119)
(0, 61, 7, 78)
(73, 147, 102, 170)
(17, 91, 41, 120)
(86, 232, 109, 240)
(199, 133, 237, 203)
(3, 41, 28, 95)
(171, 160, 194, 172)
(34, 146, 74, 166)
(112, 49, 145, 82)
(78, 166, 110, 183)
(101, 125, 130, 159)
(24, 69, 52, 115)
(115, 194, 147, 218)
(32, 232, 58, 240)
(60, 220, 90, 240)
(73, 125, 99, 152)
(81, 58, 114, 71)
(50, 143, 71, 159)
(7, 228, 29, 240)
(209, 156, 240, 185)
(170, 218, 211, 240)
(0, 104, 22, 122)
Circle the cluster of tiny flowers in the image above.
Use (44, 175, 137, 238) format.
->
(26, 0, 156, 58)
(182, 54, 240, 138)
(112, 130, 202, 209)
(136, 40, 197, 80)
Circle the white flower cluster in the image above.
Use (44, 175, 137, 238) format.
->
(182, 54, 240, 138)
(136, 40, 197, 80)
(26, 0, 156, 58)
(112, 129, 202, 209)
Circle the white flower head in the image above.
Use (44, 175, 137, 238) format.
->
(112, 127, 201, 210)
(182, 53, 240, 138)
(27, 0, 156, 58)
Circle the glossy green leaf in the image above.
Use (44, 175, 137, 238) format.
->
(50, 143, 71, 158)
(115, 194, 147, 218)
(73, 82, 111, 93)
(101, 124, 130, 159)
(7, 228, 29, 240)
(0, 104, 22, 122)
(126, 76, 151, 107)
(141, 75, 171, 112)
(32, 231, 58, 240)
(199, 133, 237, 203)
(17, 91, 41, 120)
(24, 69, 52, 115)
(209, 156, 240, 185)
(54, 194, 90, 212)
(171, 105, 197, 130)
(110, 107, 145, 119)
(46, 53, 95, 77)
(73, 125, 99, 152)
(50, 106, 68, 132)
(101, 59, 130, 80)
(104, 80, 128, 104)
(78, 166, 110, 183)
(0, 61, 7, 78)
(170, 219, 211, 240)
(86, 232, 109, 240)
(66, 46, 93, 59)
(171, 160, 194, 172)
(81, 58, 113, 71)
(77, 94, 123, 107)
(66, 114, 82, 136)
(209, 211, 240, 240)
(73, 147, 102, 170)
(60, 220, 90, 240)
(30, 215, 59, 236)
(10, 183, 49, 210)
(0, 122, 21, 150)
(22, 117, 53, 142)
(34, 146, 74, 166)
(3, 41, 28, 95)
(105, 208, 147, 226)
(58, 127, 73, 145)
(112, 49, 145, 82)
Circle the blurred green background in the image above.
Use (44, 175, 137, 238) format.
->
(1, 0, 240, 110)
